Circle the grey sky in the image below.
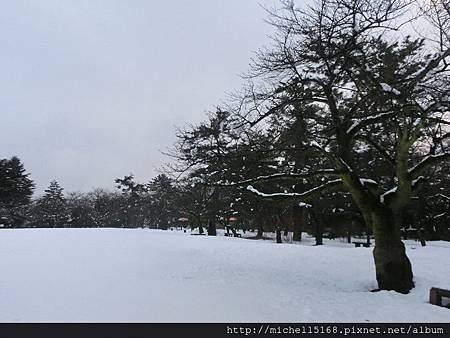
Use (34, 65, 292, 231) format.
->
(0, 0, 275, 195)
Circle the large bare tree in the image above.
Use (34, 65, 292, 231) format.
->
(232, 0, 450, 293)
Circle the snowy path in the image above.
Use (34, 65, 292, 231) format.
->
(0, 229, 449, 322)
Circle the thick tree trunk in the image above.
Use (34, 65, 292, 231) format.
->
(207, 219, 216, 236)
(293, 229, 302, 241)
(292, 206, 303, 241)
(371, 213, 414, 294)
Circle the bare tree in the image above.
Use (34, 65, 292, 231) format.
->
(231, 0, 449, 293)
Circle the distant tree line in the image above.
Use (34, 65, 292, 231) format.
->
(1, 155, 448, 249)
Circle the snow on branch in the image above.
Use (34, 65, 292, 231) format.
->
(433, 212, 447, 219)
(412, 176, 425, 189)
(434, 194, 450, 201)
(408, 153, 450, 178)
(217, 169, 338, 187)
(380, 83, 401, 96)
(347, 112, 395, 135)
(339, 157, 353, 172)
(246, 179, 342, 200)
(360, 178, 378, 186)
(380, 186, 397, 204)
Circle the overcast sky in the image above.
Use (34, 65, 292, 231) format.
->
(0, 0, 276, 195)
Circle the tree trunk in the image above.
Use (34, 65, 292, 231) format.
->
(293, 229, 302, 241)
(418, 228, 426, 247)
(276, 228, 282, 243)
(310, 210, 323, 246)
(207, 218, 216, 236)
(315, 231, 323, 246)
(347, 220, 353, 243)
(256, 224, 263, 239)
(371, 213, 414, 294)
(292, 206, 304, 241)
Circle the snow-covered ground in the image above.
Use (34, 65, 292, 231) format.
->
(0, 228, 449, 322)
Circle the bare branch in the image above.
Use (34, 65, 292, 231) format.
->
(408, 152, 450, 178)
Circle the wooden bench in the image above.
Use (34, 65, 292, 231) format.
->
(225, 233, 241, 238)
(430, 288, 450, 308)
(191, 233, 206, 236)
(353, 241, 370, 248)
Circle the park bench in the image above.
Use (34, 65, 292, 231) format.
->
(353, 241, 370, 248)
(224, 232, 241, 238)
(191, 233, 206, 236)
(430, 288, 450, 308)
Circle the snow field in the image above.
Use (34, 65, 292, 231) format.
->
(0, 228, 449, 322)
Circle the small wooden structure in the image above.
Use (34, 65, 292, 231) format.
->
(430, 288, 450, 308)
(225, 217, 241, 238)
(176, 217, 189, 229)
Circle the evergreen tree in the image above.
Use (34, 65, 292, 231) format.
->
(0, 156, 35, 227)
(32, 180, 68, 227)
(148, 174, 177, 230)
(115, 175, 149, 228)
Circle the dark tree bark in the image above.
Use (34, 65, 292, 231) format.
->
(276, 228, 282, 243)
(347, 220, 353, 244)
(370, 211, 414, 294)
(207, 218, 216, 236)
(310, 210, 323, 246)
(418, 228, 426, 247)
(256, 225, 263, 238)
(292, 205, 304, 242)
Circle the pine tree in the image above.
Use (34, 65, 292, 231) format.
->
(148, 174, 177, 230)
(0, 156, 35, 227)
(32, 180, 68, 227)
